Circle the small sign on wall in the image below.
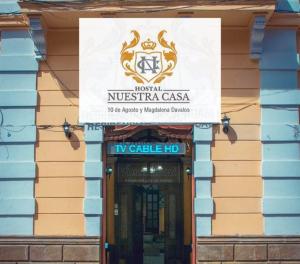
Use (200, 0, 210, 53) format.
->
(80, 18, 221, 124)
(107, 142, 186, 155)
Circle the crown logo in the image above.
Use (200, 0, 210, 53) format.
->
(121, 30, 177, 84)
(141, 38, 156, 50)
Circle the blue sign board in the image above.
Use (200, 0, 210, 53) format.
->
(107, 142, 186, 155)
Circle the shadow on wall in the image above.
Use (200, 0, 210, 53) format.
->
(35, 116, 82, 151)
(213, 125, 238, 144)
(37, 69, 79, 104)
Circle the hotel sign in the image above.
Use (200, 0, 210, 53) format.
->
(107, 142, 186, 155)
(80, 18, 221, 124)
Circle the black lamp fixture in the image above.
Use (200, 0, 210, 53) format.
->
(185, 167, 192, 176)
(221, 115, 230, 134)
(63, 119, 72, 138)
(106, 166, 113, 177)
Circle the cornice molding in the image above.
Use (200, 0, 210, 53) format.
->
(0, 14, 29, 29)
(267, 12, 300, 28)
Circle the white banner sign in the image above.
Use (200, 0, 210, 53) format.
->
(79, 18, 221, 124)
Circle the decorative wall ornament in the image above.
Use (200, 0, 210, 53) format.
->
(120, 30, 177, 84)
(250, 15, 266, 60)
(29, 17, 46, 61)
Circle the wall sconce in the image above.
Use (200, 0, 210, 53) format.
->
(63, 119, 72, 138)
(185, 167, 192, 176)
(106, 166, 113, 177)
(221, 115, 230, 134)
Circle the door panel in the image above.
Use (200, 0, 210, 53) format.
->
(115, 160, 183, 264)
(133, 186, 143, 263)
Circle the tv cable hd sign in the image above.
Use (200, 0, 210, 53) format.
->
(80, 18, 221, 124)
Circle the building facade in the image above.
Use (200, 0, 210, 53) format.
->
(0, 0, 299, 263)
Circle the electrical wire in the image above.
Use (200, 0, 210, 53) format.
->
(27, 29, 79, 107)
(221, 102, 258, 115)
(0, 1, 298, 138)
(41, 60, 79, 107)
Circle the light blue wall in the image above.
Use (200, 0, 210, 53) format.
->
(0, 1, 38, 235)
(260, 28, 300, 235)
(84, 124, 103, 236)
(193, 124, 213, 236)
(0, 0, 20, 14)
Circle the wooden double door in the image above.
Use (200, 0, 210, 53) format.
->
(114, 159, 184, 264)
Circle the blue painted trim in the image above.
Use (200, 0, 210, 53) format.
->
(260, 30, 297, 70)
(29, 17, 47, 61)
(261, 27, 300, 235)
(0, 179, 34, 198)
(1, 31, 35, 55)
(85, 216, 101, 236)
(193, 125, 212, 142)
(0, 25, 37, 235)
(84, 124, 104, 142)
(0, 143, 35, 161)
(86, 143, 102, 161)
(196, 216, 211, 236)
(264, 198, 300, 214)
(261, 90, 300, 105)
(84, 124, 103, 236)
(0, 126, 36, 143)
(194, 143, 211, 161)
(0, 217, 33, 235)
(0, 198, 35, 215)
(265, 216, 300, 235)
(84, 198, 103, 215)
(0, 161, 36, 179)
(194, 198, 214, 215)
(193, 160, 213, 178)
(0, 56, 38, 72)
(0, 1, 20, 14)
(85, 161, 103, 179)
(262, 29, 297, 53)
(0, 108, 36, 126)
(86, 179, 101, 197)
(260, 71, 298, 90)
(263, 142, 300, 160)
(276, 0, 300, 12)
(260, 53, 298, 70)
(249, 15, 266, 60)
(263, 161, 300, 178)
(262, 124, 300, 141)
(195, 179, 212, 197)
(193, 124, 213, 236)
(264, 179, 300, 197)
(0, 91, 37, 108)
(0, 73, 37, 91)
(262, 107, 299, 124)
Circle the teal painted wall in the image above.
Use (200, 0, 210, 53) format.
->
(261, 28, 300, 235)
(0, 1, 38, 235)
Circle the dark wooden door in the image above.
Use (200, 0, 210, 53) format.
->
(115, 159, 183, 264)
(116, 184, 144, 264)
(132, 186, 144, 263)
(160, 183, 183, 263)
